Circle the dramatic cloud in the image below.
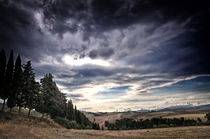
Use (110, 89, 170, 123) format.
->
(1, 0, 210, 112)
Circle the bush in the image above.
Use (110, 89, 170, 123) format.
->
(205, 113, 210, 123)
(53, 117, 93, 129)
(53, 117, 80, 129)
(157, 124, 169, 128)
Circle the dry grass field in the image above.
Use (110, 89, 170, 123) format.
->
(85, 109, 210, 127)
(1, 124, 210, 139)
(1, 110, 210, 139)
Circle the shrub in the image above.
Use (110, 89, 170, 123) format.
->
(205, 113, 210, 124)
(53, 117, 80, 129)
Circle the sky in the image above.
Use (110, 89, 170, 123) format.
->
(0, 0, 210, 112)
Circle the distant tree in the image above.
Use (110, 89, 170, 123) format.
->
(197, 117, 202, 123)
(5, 50, 14, 112)
(92, 122, 96, 129)
(97, 123, 100, 130)
(0, 49, 6, 111)
(205, 113, 210, 123)
(105, 121, 109, 127)
(92, 122, 100, 130)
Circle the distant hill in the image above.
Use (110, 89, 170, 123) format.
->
(135, 104, 210, 113)
(84, 105, 210, 127)
(83, 104, 210, 114)
(156, 104, 210, 112)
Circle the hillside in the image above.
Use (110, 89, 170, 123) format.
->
(85, 108, 210, 127)
(0, 112, 62, 138)
(0, 112, 61, 128)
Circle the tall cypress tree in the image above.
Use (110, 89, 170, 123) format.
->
(13, 55, 23, 113)
(5, 50, 14, 112)
(0, 49, 6, 111)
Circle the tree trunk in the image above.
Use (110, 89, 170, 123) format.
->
(18, 106, 21, 114)
(1, 99, 5, 112)
(27, 107, 31, 117)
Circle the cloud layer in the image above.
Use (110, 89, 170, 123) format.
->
(1, 0, 210, 112)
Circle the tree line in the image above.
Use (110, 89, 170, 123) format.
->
(0, 49, 95, 129)
(105, 113, 210, 130)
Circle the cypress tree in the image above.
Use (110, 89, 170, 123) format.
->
(39, 73, 66, 118)
(75, 105, 78, 123)
(77, 110, 82, 124)
(38, 74, 50, 116)
(5, 50, 14, 112)
(0, 49, 6, 111)
(97, 124, 100, 130)
(67, 99, 74, 121)
(22, 61, 40, 117)
(13, 55, 23, 113)
(7, 55, 23, 111)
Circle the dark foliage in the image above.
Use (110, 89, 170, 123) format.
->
(5, 50, 14, 111)
(105, 116, 206, 130)
(205, 113, 210, 123)
(0, 49, 6, 111)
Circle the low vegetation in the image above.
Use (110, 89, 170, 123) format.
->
(0, 112, 61, 128)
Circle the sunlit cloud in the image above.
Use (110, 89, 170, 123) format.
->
(62, 55, 111, 67)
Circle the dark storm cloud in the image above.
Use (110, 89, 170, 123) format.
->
(89, 48, 114, 59)
(1, 0, 210, 111)
(73, 68, 114, 78)
(56, 68, 114, 80)
(1, 0, 209, 62)
(0, 0, 57, 62)
(42, 0, 210, 34)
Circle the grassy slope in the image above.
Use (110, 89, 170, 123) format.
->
(0, 112, 61, 128)
(0, 112, 62, 139)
